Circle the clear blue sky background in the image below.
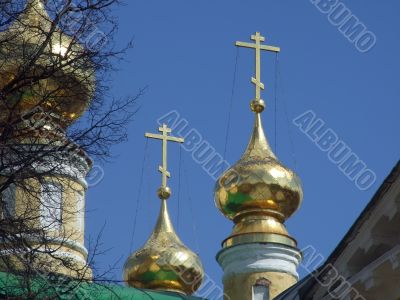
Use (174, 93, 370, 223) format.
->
(84, 0, 399, 288)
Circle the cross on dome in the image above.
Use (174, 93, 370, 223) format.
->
(145, 124, 184, 199)
(236, 31, 280, 112)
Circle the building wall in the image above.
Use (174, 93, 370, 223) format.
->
(0, 156, 91, 279)
(223, 271, 297, 300)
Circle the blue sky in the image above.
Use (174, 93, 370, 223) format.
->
(84, 0, 400, 287)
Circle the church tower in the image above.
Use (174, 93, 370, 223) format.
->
(0, 0, 94, 278)
(124, 124, 204, 295)
(215, 32, 303, 299)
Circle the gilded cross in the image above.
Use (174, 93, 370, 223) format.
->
(236, 32, 280, 101)
(145, 124, 184, 188)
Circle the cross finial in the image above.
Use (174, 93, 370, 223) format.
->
(236, 32, 280, 113)
(145, 124, 184, 200)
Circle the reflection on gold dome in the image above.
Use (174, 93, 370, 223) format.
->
(215, 113, 303, 222)
(0, 0, 95, 127)
(124, 200, 204, 295)
(215, 108, 303, 248)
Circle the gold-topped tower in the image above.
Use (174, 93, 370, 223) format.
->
(215, 32, 303, 300)
(124, 124, 204, 295)
(0, 0, 95, 279)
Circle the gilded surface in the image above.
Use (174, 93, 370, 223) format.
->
(124, 200, 204, 295)
(215, 113, 303, 222)
(0, 0, 95, 126)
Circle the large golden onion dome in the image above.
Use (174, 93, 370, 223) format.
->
(0, 0, 95, 127)
(124, 198, 204, 295)
(215, 109, 303, 248)
(215, 112, 303, 221)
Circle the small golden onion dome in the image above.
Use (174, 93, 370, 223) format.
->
(214, 112, 303, 247)
(0, 0, 95, 126)
(124, 199, 204, 295)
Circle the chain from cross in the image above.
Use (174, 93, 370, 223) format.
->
(145, 124, 184, 189)
(236, 32, 280, 102)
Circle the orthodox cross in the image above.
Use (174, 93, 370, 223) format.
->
(145, 124, 184, 188)
(236, 32, 280, 101)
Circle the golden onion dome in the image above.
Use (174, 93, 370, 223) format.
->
(214, 104, 303, 248)
(215, 112, 303, 222)
(0, 0, 95, 127)
(124, 198, 204, 295)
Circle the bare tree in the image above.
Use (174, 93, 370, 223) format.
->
(0, 0, 140, 298)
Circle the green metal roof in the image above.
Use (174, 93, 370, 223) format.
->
(0, 272, 206, 299)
